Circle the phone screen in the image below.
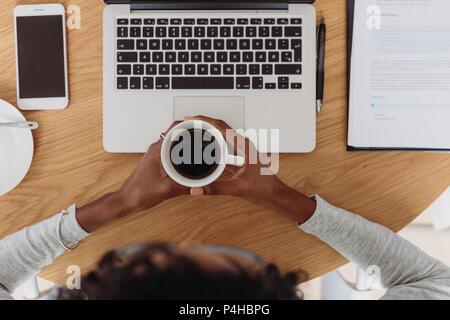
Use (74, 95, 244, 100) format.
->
(16, 15, 66, 99)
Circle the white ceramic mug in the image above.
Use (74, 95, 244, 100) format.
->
(161, 120, 245, 187)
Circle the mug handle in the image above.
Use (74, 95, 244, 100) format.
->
(226, 154, 245, 167)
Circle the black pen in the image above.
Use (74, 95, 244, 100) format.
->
(316, 17, 326, 114)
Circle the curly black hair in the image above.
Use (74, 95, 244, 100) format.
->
(58, 244, 305, 300)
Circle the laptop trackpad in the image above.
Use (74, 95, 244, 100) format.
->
(173, 96, 245, 130)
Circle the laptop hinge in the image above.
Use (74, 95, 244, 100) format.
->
(130, 1, 289, 11)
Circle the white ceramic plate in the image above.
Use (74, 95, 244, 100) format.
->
(0, 99, 34, 197)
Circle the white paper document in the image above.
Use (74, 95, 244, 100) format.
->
(348, 0, 450, 150)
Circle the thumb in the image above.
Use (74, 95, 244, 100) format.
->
(190, 181, 236, 196)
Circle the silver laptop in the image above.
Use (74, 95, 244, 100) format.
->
(103, 0, 316, 153)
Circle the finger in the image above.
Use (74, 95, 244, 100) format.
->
(164, 121, 183, 135)
(191, 181, 237, 196)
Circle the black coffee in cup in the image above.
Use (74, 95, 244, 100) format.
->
(170, 129, 219, 179)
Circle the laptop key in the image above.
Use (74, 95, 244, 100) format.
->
(198, 64, 208, 75)
(236, 64, 247, 75)
(252, 39, 263, 50)
(217, 52, 228, 62)
(207, 27, 218, 37)
(157, 19, 168, 25)
(152, 52, 163, 62)
(117, 64, 131, 75)
(156, 27, 167, 37)
(211, 18, 222, 25)
(246, 27, 257, 37)
(143, 27, 154, 37)
(243, 51, 253, 62)
(165, 52, 176, 63)
(143, 77, 154, 89)
(117, 39, 134, 50)
(220, 26, 231, 37)
(226, 39, 237, 50)
(275, 64, 302, 75)
(213, 39, 224, 50)
(185, 64, 196, 75)
(263, 18, 275, 24)
(131, 19, 142, 25)
(291, 18, 302, 25)
(265, 82, 276, 89)
(149, 39, 160, 50)
(178, 51, 189, 62)
(197, 18, 208, 25)
(156, 77, 170, 89)
(159, 64, 170, 75)
(137, 39, 147, 50)
(130, 27, 141, 37)
(146, 64, 157, 75)
(249, 64, 260, 75)
(130, 77, 141, 89)
(223, 64, 234, 75)
(133, 64, 144, 75)
(117, 52, 137, 63)
(210, 64, 221, 75)
(172, 77, 234, 89)
(172, 64, 183, 75)
(117, 27, 128, 37)
(191, 52, 202, 62)
(255, 52, 266, 62)
(194, 27, 205, 37)
(233, 27, 244, 37)
(204, 52, 215, 62)
(144, 19, 155, 25)
(250, 18, 262, 25)
(281, 51, 292, 62)
(239, 39, 250, 50)
(271, 26, 282, 37)
(181, 27, 192, 37)
(237, 18, 248, 25)
(183, 18, 195, 25)
(252, 77, 263, 89)
(277, 18, 288, 25)
(200, 39, 212, 50)
(187, 39, 199, 50)
(139, 52, 151, 62)
(117, 18, 128, 25)
(170, 18, 182, 25)
(265, 39, 276, 49)
(175, 39, 186, 50)
(268, 51, 279, 62)
(262, 64, 273, 75)
(259, 27, 270, 37)
(169, 27, 180, 37)
(291, 39, 302, 62)
(224, 18, 235, 25)
(230, 51, 241, 62)
(278, 39, 289, 50)
(236, 77, 250, 89)
(162, 39, 173, 50)
(285, 27, 302, 37)
(291, 83, 302, 89)
(117, 77, 128, 89)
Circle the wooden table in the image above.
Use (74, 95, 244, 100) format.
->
(1, 0, 449, 285)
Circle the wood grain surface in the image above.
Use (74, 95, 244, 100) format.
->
(0, 0, 449, 285)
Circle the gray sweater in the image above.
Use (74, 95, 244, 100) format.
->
(0, 196, 449, 300)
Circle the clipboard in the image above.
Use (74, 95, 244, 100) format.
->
(346, 0, 450, 152)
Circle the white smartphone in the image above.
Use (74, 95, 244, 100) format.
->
(14, 4, 69, 110)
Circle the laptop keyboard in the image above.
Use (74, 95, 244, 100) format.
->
(115, 17, 303, 90)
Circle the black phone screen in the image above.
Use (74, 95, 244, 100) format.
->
(16, 15, 66, 99)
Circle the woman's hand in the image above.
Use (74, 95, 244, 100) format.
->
(117, 125, 190, 214)
(76, 122, 189, 232)
(187, 116, 317, 223)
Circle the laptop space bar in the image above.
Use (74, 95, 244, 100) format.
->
(172, 77, 234, 89)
